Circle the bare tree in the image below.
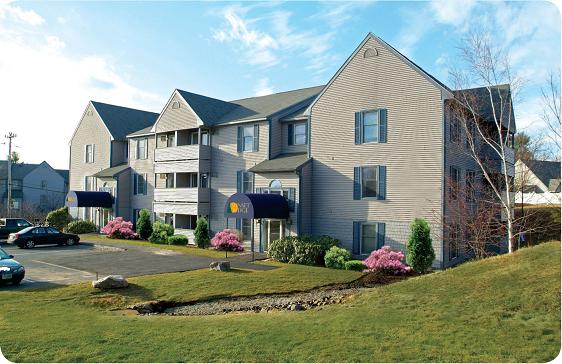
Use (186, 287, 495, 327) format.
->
(541, 71, 561, 155)
(449, 32, 522, 254)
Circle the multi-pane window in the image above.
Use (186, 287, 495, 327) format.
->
(175, 214, 197, 229)
(158, 173, 174, 188)
(200, 173, 209, 188)
(242, 171, 254, 193)
(189, 131, 199, 145)
(201, 131, 209, 145)
(136, 138, 148, 160)
(85, 144, 94, 163)
(361, 166, 379, 198)
(363, 111, 380, 143)
(242, 126, 254, 152)
(289, 123, 307, 145)
(449, 224, 460, 261)
(188, 173, 198, 188)
(160, 213, 173, 225)
(466, 170, 476, 202)
(241, 219, 252, 241)
(355, 109, 387, 144)
(449, 166, 460, 200)
(450, 116, 461, 143)
(361, 223, 378, 255)
(84, 176, 96, 191)
(134, 173, 147, 195)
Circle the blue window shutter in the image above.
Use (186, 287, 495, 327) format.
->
(253, 124, 259, 151)
(237, 126, 243, 152)
(379, 109, 387, 143)
(378, 165, 386, 200)
(377, 222, 386, 248)
(236, 218, 241, 230)
(236, 171, 242, 193)
(353, 167, 361, 200)
(252, 172, 255, 193)
(288, 124, 294, 145)
(133, 174, 138, 195)
(352, 222, 360, 255)
(287, 188, 296, 211)
(354, 112, 361, 144)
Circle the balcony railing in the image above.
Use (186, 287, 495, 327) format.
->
(154, 187, 210, 203)
(154, 144, 210, 162)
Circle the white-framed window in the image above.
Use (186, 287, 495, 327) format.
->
(136, 138, 148, 160)
(201, 131, 209, 145)
(355, 109, 387, 144)
(293, 124, 307, 145)
(449, 166, 461, 200)
(242, 172, 254, 193)
(175, 214, 197, 229)
(241, 218, 252, 242)
(159, 173, 174, 188)
(84, 176, 96, 191)
(269, 179, 282, 188)
(362, 110, 379, 143)
(360, 222, 379, 255)
(243, 125, 254, 152)
(361, 166, 378, 198)
(85, 144, 94, 163)
(134, 173, 147, 195)
(189, 132, 199, 145)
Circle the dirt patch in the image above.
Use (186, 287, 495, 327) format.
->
(124, 271, 412, 316)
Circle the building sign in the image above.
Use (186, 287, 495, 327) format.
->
(224, 192, 289, 220)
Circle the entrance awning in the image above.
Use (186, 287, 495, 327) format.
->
(224, 193, 289, 219)
(65, 191, 113, 208)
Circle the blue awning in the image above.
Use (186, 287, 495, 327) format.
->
(65, 191, 113, 208)
(224, 193, 289, 219)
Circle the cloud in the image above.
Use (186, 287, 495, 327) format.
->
(0, 1, 44, 26)
(0, 7, 163, 169)
(429, 0, 476, 26)
(253, 77, 274, 96)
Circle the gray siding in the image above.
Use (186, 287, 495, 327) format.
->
(299, 161, 312, 235)
(111, 141, 128, 167)
(310, 36, 444, 266)
(155, 93, 200, 133)
(21, 162, 67, 211)
(281, 121, 307, 154)
(129, 135, 155, 217)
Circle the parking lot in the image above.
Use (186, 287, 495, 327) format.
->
(0, 240, 268, 289)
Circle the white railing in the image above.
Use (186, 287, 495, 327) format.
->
(154, 188, 210, 203)
(154, 144, 210, 162)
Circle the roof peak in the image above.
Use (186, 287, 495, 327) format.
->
(90, 100, 159, 116)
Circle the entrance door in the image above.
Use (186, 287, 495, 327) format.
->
(265, 219, 284, 251)
(100, 209, 111, 228)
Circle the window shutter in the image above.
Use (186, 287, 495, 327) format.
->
(288, 124, 294, 146)
(133, 174, 138, 195)
(287, 188, 296, 211)
(352, 221, 360, 255)
(377, 222, 386, 248)
(354, 112, 361, 144)
(379, 109, 387, 143)
(143, 173, 148, 195)
(144, 139, 148, 159)
(236, 171, 242, 193)
(237, 126, 243, 152)
(92, 144, 95, 163)
(353, 167, 361, 200)
(378, 165, 386, 200)
(253, 124, 259, 151)
(252, 172, 255, 193)
(236, 218, 241, 230)
(84, 145, 87, 163)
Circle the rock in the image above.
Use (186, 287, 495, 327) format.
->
(92, 275, 128, 289)
(209, 261, 231, 271)
(290, 303, 305, 311)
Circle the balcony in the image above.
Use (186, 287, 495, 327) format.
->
(154, 144, 210, 162)
(154, 187, 210, 203)
(153, 201, 210, 216)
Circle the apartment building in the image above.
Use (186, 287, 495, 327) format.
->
(67, 33, 515, 268)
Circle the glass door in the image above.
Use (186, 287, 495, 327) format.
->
(265, 219, 284, 251)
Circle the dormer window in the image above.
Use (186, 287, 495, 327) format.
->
(172, 101, 181, 109)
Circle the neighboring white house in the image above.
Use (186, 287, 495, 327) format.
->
(515, 159, 561, 205)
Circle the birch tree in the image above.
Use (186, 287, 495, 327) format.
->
(541, 71, 561, 156)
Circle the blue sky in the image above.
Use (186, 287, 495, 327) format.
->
(0, 0, 559, 168)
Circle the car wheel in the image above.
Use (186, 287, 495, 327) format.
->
(25, 240, 35, 249)
(12, 279, 22, 285)
(66, 238, 76, 246)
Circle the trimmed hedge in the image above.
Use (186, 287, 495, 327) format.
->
(46, 207, 72, 231)
(66, 220, 96, 234)
(168, 234, 189, 245)
(268, 235, 339, 266)
(324, 246, 351, 269)
(148, 221, 174, 244)
(344, 260, 365, 271)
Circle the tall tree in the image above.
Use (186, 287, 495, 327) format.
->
(7, 151, 20, 164)
(541, 71, 561, 155)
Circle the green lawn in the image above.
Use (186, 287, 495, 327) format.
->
(1, 242, 560, 362)
(80, 233, 241, 258)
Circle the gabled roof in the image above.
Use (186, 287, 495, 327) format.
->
(524, 160, 561, 192)
(56, 169, 69, 183)
(176, 90, 239, 125)
(453, 84, 516, 132)
(92, 163, 130, 178)
(249, 153, 310, 173)
(0, 160, 67, 182)
(280, 105, 309, 122)
(91, 101, 159, 141)
(127, 125, 154, 138)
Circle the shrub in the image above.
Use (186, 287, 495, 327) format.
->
(211, 229, 244, 252)
(168, 234, 189, 245)
(66, 220, 96, 234)
(406, 218, 435, 273)
(324, 246, 351, 269)
(344, 260, 365, 271)
(136, 209, 152, 240)
(101, 217, 138, 239)
(363, 246, 410, 275)
(148, 221, 174, 244)
(46, 207, 72, 231)
(268, 236, 297, 263)
(316, 235, 340, 251)
(194, 217, 210, 248)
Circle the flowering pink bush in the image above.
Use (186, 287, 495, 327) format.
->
(211, 229, 244, 252)
(101, 217, 138, 240)
(363, 246, 411, 275)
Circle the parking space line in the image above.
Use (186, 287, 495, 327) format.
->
(31, 260, 94, 275)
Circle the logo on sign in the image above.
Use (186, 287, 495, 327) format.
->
(227, 202, 250, 214)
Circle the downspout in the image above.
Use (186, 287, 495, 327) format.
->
(267, 117, 272, 160)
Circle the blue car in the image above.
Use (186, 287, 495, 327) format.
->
(0, 247, 25, 285)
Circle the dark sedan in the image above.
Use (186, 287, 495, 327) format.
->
(0, 247, 25, 285)
(7, 226, 80, 249)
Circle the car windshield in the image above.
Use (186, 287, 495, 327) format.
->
(0, 248, 11, 260)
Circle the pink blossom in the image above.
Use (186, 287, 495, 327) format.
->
(101, 217, 139, 240)
(363, 246, 411, 275)
(211, 229, 244, 252)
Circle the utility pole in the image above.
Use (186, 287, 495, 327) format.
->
(5, 132, 16, 218)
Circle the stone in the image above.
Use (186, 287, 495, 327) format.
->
(92, 275, 129, 289)
(209, 261, 231, 271)
(290, 303, 305, 311)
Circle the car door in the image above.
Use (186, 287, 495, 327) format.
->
(31, 227, 47, 245)
(46, 227, 63, 244)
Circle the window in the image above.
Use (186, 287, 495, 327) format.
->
(159, 213, 173, 225)
(201, 131, 209, 145)
(238, 125, 259, 152)
(84, 176, 96, 191)
(172, 101, 180, 109)
(353, 221, 386, 255)
(361, 166, 378, 198)
(241, 218, 252, 241)
(11, 180, 22, 190)
(355, 109, 387, 144)
(189, 132, 199, 145)
(136, 138, 148, 160)
(200, 173, 209, 188)
(259, 186, 295, 211)
(450, 116, 461, 143)
(16, 219, 30, 227)
(175, 214, 197, 229)
(242, 172, 254, 193)
(159, 173, 174, 188)
(361, 223, 378, 255)
(466, 170, 476, 202)
(46, 227, 59, 234)
(507, 132, 514, 148)
(134, 173, 147, 195)
(40, 180, 47, 189)
(33, 227, 46, 235)
(85, 144, 94, 163)
(269, 179, 282, 189)
(449, 166, 460, 200)
(449, 224, 460, 261)
(466, 119, 476, 148)
(11, 199, 21, 210)
(288, 123, 307, 145)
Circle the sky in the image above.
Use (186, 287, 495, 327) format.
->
(0, 0, 559, 169)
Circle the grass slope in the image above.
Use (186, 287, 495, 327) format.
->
(1, 242, 560, 362)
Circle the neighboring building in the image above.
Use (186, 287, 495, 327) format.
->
(515, 159, 561, 205)
(0, 160, 69, 214)
(67, 33, 515, 268)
